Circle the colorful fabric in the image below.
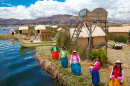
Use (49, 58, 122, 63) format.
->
(71, 54, 79, 62)
(109, 78, 125, 86)
(50, 46, 59, 52)
(71, 63, 81, 75)
(59, 51, 69, 58)
(112, 66, 123, 78)
(92, 61, 101, 71)
(52, 51, 59, 59)
(92, 71, 100, 84)
(60, 57, 68, 67)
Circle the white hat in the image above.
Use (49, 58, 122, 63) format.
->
(53, 43, 56, 46)
(73, 50, 77, 53)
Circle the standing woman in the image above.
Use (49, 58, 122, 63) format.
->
(109, 60, 125, 86)
(50, 43, 59, 59)
(59, 47, 69, 67)
(92, 56, 101, 86)
(70, 50, 81, 75)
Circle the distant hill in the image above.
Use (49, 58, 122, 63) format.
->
(0, 14, 129, 26)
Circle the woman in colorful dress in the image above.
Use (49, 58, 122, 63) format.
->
(109, 60, 125, 86)
(70, 50, 81, 75)
(59, 47, 69, 67)
(50, 43, 59, 59)
(92, 56, 101, 86)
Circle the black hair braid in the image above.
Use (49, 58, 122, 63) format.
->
(120, 64, 122, 76)
(112, 65, 116, 75)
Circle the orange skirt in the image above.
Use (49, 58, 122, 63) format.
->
(52, 51, 59, 59)
(109, 78, 125, 86)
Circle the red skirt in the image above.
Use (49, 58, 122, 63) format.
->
(52, 51, 59, 59)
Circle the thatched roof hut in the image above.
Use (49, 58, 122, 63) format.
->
(10, 27, 16, 35)
(51, 25, 58, 28)
(35, 25, 46, 31)
(77, 8, 108, 22)
(18, 26, 29, 34)
(109, 26, 130, 38)
(70, 26, 106, 46)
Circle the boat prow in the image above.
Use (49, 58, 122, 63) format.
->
(19, 38, 55, 47)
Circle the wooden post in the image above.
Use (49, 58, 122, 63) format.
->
(105, 22, 107, 54)
(87, 22, 92, 60)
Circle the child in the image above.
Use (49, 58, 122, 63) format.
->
(89, 62, 94, 75)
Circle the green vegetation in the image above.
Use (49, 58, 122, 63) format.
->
(89, 48, 107, 66)
(108, 33, 127, 43)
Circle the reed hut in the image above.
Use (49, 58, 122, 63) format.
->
(70, 26, 106, 46)
(35, 25, 46, 33)
(109, 26, 130, 38)
(18, 26, 29, 34)
(77, 8, 107, 22)
(10, 27, 16, 35)
(51, 25, 58, 28)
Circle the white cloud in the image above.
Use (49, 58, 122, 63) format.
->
(0, 0, 130, 20)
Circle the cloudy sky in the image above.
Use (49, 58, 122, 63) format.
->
(0, 0, 130, 20)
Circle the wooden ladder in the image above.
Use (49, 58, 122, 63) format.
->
(67, 23, 83, 50)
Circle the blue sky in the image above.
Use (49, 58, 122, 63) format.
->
(0, 0, 130, 20)
(0, 0, 66, 7)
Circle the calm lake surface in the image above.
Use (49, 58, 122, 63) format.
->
(0, 26, 18, 34)
(0, 40, 56, 86)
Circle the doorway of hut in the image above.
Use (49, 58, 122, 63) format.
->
(12, 32, 14, 35)
(37, 30, 40, 33)
(19, 30, 22, 34)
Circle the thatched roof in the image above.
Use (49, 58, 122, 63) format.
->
(35, 25, 46, 30)
(70, 26, 106, 38)
(19, 26, 29, 30)
(51, 25, 58, 28)
(109, 26, 130, 33)
(10, 27, 16, 34)
(77, 8, 108, 22)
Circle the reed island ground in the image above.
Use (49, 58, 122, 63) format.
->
(0, 34, 130, 86)
(36, 45, 130, 86)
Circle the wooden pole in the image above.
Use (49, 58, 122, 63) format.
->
(105, 22, 107, 54)
(87, 22, 92, 60)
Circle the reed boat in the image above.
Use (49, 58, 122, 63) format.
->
(19, 29, 55, 47)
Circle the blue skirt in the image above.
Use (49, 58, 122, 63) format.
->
(60, 57, 68, 67)
(71, 63, 81, 75)
(92, 71, 100, 84)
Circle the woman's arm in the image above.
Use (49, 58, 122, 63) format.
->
(110, 68, 113, 78)
(70, 56, 72, 64)
(50, 47, 53, 53)
(120, 69, 124, 82)
(92, 62, 100, 71)
(78, 55, 80, 63)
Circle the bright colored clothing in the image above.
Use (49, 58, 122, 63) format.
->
(71, 63, 81, 75)
(51, 46, 59, 52)
(92, 71, 100, 84)
(92, 61, 101, 84)
(92, 61, 101, 71)
(89, 66, 93, 75)
(109, 78, 125, 86)
(60, 57, 68, 67)
(51, 46, 59, 59)
(52, 51, 59, 59)
(109, 66, 125, 86)
(59, 51, 69, 58)
(70, 55, 80, 64)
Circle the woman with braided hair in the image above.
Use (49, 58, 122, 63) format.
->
(109, 60, 125, 86)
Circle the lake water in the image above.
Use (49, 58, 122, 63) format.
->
(0, 26, 18, 34)
(0, 40, 56, 86)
